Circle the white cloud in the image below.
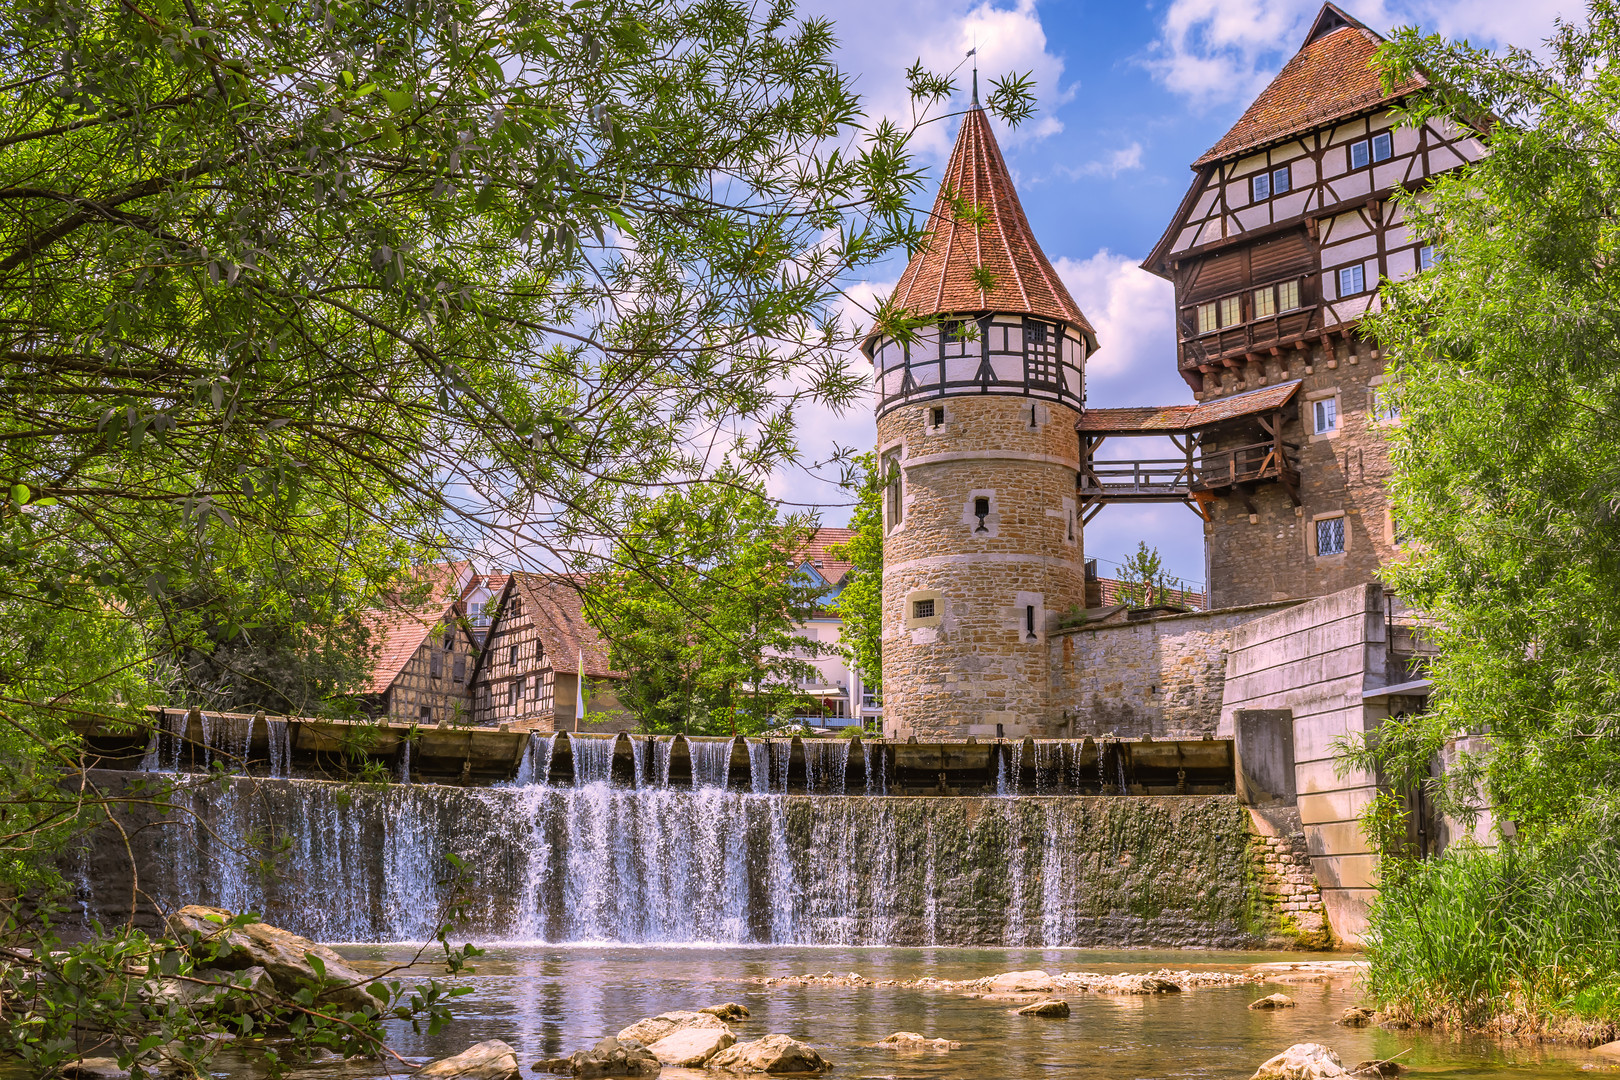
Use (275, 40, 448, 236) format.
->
(1146, 0, 1580, 108)
(1054, 250, 1182, 400)
(810, 0, 1075, 159)
(1064, 142, 1145, 179)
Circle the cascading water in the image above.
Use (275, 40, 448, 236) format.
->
(995, 741, 1024, 796)
(688, 739, 733, 789)
(100, 773, 1255, 948)
(569, 734, 615, 785)
(397, 737, 412, 784)
(801, 739, 850, 796)
(746, 739, 790, 794)
(631, 736, 672, 789)
(512, 733, 556, 787)
(863, 741, 887, 796)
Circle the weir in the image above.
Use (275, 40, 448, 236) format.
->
(73, 769, 1263, 949)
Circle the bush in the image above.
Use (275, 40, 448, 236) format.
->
(1367, 824, 1620, 1035)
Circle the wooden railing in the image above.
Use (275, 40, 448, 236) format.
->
(1079, 458, 1192, 496)
(1192, 440, 1297, 490)
(1179, 307, 1321, 368)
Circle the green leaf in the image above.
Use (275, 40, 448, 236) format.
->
(9, 484, 29, 505)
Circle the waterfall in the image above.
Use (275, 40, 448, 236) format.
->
(92, 775, 1258, 948)
(266, 718, 291, 779)
(397, 737, 412, 784)
(511, 734, 555, 787)
(569, 734, 614, 785)
(863, 741, 886, 796)
(746, 739, 790, 794)
(631, 736, 672, 789)
(995, 741, 1023, 796)
(801, 739, 850, 796)
(688, 739, 732, 789)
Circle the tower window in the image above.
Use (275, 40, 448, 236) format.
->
(883, 457, 902, 533)
(974, 497, 990, 532)
(1025, 604, 1037, 640)
(1024, 322, 1048, 344)
(913, 599, 935, 619)
(930, 406, 945, 428)
(1316, 516, 1346, 557)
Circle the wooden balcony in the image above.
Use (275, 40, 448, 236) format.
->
(1179, 308, 1322, 369)
(1192, 439, 1299, 492)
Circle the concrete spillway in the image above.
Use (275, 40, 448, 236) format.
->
(72, 764, 1263, 948)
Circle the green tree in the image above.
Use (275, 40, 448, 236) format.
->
(0, 0, 1038, 1065)
(586, 476, 830, 734)
(1351, 6, 1620, 837)
(1115, 542, 1164, 608)
(829, 451, 882, 697)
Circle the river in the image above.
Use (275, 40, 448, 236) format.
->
(206, 946, 1595, 1078)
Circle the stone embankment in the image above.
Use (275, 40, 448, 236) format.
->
(758, 966, 1266, 996)
(524, 1005, 833, 1078)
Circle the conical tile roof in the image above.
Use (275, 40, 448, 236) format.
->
(1193, 4, 1426, 167)
(871, 105, 1095, 350)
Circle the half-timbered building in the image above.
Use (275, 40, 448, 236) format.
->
(468, 572, 624, 731)
(355, 561, 481, 725)
(1086, 4, 1485, 608)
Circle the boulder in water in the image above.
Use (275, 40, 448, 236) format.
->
(567, 1037, 662, 1078)
(1251, 1043, 1348, 1079)
(646, 1026, 734, 1067)
(166, 905, 382, 1014)
(1336, 1007, 1376, 1027)
(1249, 993, 1298, 1010)
(617, 1011, 728, 1045)
(60, 1060, 129, 1079)
(988, 969, 1054, 993)
(875, 1032, 961, 1051)
(1016, 999, 1071, 1018)
(417, 1040, 521, 1078)
(708, 1034, 830, 1074)
(145, 965, 274, 1013)
(700, 1003, 750, 1021)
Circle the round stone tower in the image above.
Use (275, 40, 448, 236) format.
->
(861, 101, 1096, 741)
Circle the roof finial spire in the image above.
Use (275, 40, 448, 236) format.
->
(968, 45, 978, 106)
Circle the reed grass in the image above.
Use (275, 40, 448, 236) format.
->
(1366, 830, 1620, 1038)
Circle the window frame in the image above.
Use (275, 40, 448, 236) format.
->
(1310, 394, 1340, 437)
(1315, 514, 1347, 558)
(1418, 244, 1436, 271)
(1337, 264, 1366, 297)
(912, 598, 935, 620)
(1371, 131, 1393, 162)
(1272, 164, 1291, 194)
(1251, 171, 1270, 202)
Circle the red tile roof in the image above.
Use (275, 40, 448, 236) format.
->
(508, 572, 620, 679)
(868, 106, 1095, 351)
(360, 561, 474, 694)
(1194, 8, 1425, 167)
(796, 526, 856, 586)
(1077, 380, 1302, 433)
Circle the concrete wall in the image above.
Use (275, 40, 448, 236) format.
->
(1052, 601, 1297, 738)
(1220, 582, 1390, 942)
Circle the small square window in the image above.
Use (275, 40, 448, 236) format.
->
(1338, 264, 1365, 296)
(1316, 517, 1346, 557)
(1251, 172, 1270, 201)
(930, 406, 945, 427)
(1278, 279, 1301, 310)
(1372, 131, 1393, 162)
(1253, 286, 1276, 319)
(1418, 244, 1436, 270)
(1024, 322, 1049, 344)
(913, 598, 935, 619)
(1313, 397, 1338, 434)
(1218, 295, 1242, 326)
(1272, 165, 1291, 194)
(1350, 139, 1370, 169)
(1196, 301, 1218, 335)
(942, 319, 963, 341)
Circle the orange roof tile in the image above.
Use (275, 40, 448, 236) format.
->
(1194, 6, 1425, 167)
(1078, 380, 1302, 433)
(508, 572, 620, 679)
(796, 526, 856, 586)
(868, 105, 1095, 351)
(360, 561, 474, 694)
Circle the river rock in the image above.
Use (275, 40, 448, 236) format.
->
(1249, 994, 1298, 1010)
(1595, 1042, 1620, 1059)
(1337, 1007, 1376, 1027)
(145, 965, 274, 1013)
(418, 1040, 521, 1078)
(988, 969, 1055, 993)
(567, 1037, 662, 1078)
(646, 1027, 734, 1067)
(1251, 1043, 1349, 1079)
(700, 1003, 750, 1021)
(60, 1060, 130, 1079)
(617, 1011, 728, 1045)
(166, 905, 382, 1013)
(708, 1034, 830, 1074)
(1017, 999, 1071, 1018)
(875, 1031, 961, 1051)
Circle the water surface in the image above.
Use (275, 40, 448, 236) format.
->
(242, 946, 1600, 1078)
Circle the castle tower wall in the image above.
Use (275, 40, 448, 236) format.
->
(877, 393, 1085, 739)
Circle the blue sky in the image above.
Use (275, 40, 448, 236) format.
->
(778, 0, 1577, 589)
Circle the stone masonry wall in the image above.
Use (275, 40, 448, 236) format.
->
(1247, 806, 1330, 945)
(879, 394, 1085, 740)
(1051, 601, 1298, 739)
(1204, 338, 1401, 609)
